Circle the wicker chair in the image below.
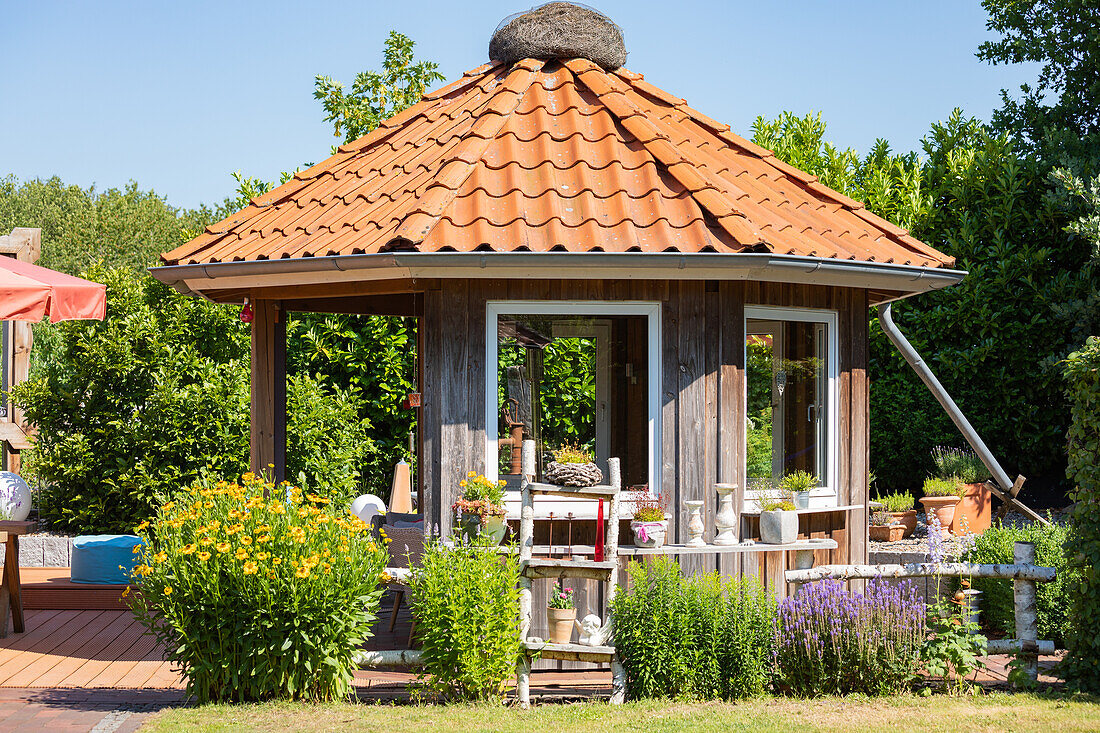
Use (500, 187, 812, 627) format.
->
(384, 523, 424, 642)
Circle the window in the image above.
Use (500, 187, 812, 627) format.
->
(485, 302, 661, 516)
(745, 306, 838, 505)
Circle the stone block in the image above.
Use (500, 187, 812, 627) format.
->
(18, 535, 43, 566)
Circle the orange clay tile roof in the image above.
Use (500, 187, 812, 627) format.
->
(162, 58, 954, 268)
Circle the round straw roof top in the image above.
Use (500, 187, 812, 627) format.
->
(489, 3, 627, 70)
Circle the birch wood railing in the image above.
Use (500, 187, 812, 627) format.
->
(785, 541, 1055, 682)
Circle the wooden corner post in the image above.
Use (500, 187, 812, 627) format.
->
(250, 299, 287, 484)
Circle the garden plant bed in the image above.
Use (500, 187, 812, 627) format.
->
(141, 693, 1100, 732)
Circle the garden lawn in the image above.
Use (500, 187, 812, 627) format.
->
(143, 693, 1100, 732)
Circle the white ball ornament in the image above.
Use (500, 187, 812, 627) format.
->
(0, 472, 31, 521)
(350, 494, 386, 523)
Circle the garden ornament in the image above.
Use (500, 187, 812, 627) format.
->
(574, 614, 609, 646)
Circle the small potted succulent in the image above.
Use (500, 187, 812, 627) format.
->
(875, 490, 917, 538)
(546, 580, 576, 644)
(629, 492, 669, 548)
(780, 470, 817, 509)
(868, 509, 905, 542)
(453, 471, 508, 545)
(758, 490, 798, 545)
(919, 476, 963, 539)
(544, 443, 603, 487)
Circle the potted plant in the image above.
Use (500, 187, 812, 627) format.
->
(931, 446, 991, 535)
(875, 490, 917, 538)
(759, 491, 798, 545)
(919, 476, 963, 539)
(544, 443, 603, 487)
(453, 471, 508, 545)
(780, 470, 817, 509)
(629, 492, 669, 548)
(868, 509, 905, 542)
(547, 580, 575, 644)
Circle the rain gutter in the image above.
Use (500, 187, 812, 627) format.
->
(877, 303, 1048, 524)
(151, 252, 966, 298)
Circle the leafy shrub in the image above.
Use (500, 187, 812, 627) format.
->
(774, 579, 924, 696)
(611, 559, 775, 700)
(780, 470, 818, 493)
(959, 521, 1075, 647)
(1061, 337, 1100, 689)
(408, 538, 521, 701)
(931, 446, 989, 483)
(11, 269, 378, 533)
(551, 443, 592, 464)
(130, 473, 387, 702)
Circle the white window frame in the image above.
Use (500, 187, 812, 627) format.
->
(485, 300, 662, 518)
(744, 305, 839, 509)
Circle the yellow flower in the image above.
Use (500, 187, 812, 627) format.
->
(467, 471, 476, 477)
(120, 586, 130, 599)
(216, 542, 231, 553)
(459, 480, 467, 488)
(240, 536, 253, 546)
(164, 586, 173, 595)
(199, 537, 213, 546)
(153, 552, 168, 564)
(225, 524, 242, 536)
(380, 571, 393, 584)
(198, 551, 211, 561)
(257, 535, 272, 544)
(270, 503, 286, 515)
(243, 561, 258, 575)
(131, 545, 143, 554)
(180, 544, 197, 555)
(162, 502, 176, 512)
(255, 552, 269, 561)
(135, 521, 150, 532)
(133, 564, 151, 576)
(272, 557, 283, 566)
(235, 548, 249, 560)
(256, 525, 271, 534)
(295, 566, 310, 579)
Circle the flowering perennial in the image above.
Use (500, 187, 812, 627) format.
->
(129, 472, 389, 702)
(775, 579, 924, 696)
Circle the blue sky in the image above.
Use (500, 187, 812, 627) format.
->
(3, 1, 1039, 210)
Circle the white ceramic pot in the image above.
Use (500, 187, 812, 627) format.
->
(760, 509, 798, 544)
(630, 519, 668, 548)
(793, 490, 811, 510)
(0, 472, 31, 522)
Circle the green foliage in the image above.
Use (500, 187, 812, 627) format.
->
(314, 31, 444, 144)
(779, 471, 817, 493)
(931, 446, 989, 484)
(978, 0, 1100, 145)
(10, 269, 377, 533)
(753, 110, 1100, 491)
(960, 521, 1075, 647)
(611, 559, 776, 700)
(129, 474, 388, 702)
(1061, 336, 1100, 690)
(408, 539, 522, 701)
(550, 443, 593, 464)
(922, 593, 988, 694)
(547, 580, 574, 610)
(922, 477, 962, 498)
(876, 491, 915, 513)
(0, 174, 230, 276)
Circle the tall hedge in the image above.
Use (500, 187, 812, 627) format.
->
(1061, 336, 1100, 690)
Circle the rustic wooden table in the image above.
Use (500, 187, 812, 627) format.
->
(0, 520, 35, 637)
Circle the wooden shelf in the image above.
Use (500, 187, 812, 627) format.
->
(739, 504, 864, 517)
(618, 539, 838, 556)
(523, 640, 615, 662)
(524, 483, 620, 500)
(521, 558, 618, 580)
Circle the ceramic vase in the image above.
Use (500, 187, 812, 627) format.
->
(684, 499, 705, 547)
(714, 483, 738, 545)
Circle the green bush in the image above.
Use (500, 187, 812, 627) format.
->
(960, 521, 1075, 647)
(408, 539, 522, 701)
(11, 269, 377, 533)
(1061, 336, 1100, 690)
(611, 558, 775, 700)
(130, 473, 388, 702)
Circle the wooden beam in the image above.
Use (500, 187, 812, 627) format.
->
(250, 299, 286, 483)
(209, 278, 436, 303)
(283, 293, 419, 316)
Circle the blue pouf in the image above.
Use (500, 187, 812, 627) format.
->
(71, 535, 145, 585)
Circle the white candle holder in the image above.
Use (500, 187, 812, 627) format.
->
(714, 483, 738, 545)
(684, 500, 705, 547)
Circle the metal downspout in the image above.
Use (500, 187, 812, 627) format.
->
(877, 304, 1047, 524)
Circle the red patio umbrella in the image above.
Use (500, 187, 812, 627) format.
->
(0, 256, 106, 322)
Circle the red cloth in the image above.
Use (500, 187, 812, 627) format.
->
(0, 257, 106, 322)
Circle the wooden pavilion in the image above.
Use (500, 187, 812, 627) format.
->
(152, 17, 962, 604)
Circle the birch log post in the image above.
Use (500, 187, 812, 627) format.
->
(784, 562, 1056, 583)
(604, 457, 626, 705)
(1014, 541, 1039, 682)
(357, 649, 424, 668)
(516, 439, 537, 709)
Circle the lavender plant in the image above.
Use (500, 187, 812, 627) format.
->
(774, 579, 924, 696)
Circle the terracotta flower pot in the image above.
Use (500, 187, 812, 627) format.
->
(890, 510, 918, 538)
(951, 483, 991, 536)
(547, 606, 576, 644)
(919, 496, 959, 538)
(869, 524, 906, 542)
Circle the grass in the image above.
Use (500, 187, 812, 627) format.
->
(144, 693, 1100, 732)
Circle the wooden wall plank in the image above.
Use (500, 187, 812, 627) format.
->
(849, 289, 870, 565)
(677, 281, 707, 576)
(702, 284, 719, 574)
(438, 281, 470, 537)
(661, 282, 680, 547)
(421, 288, 442, 533)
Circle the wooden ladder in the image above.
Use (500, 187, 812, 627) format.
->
(516, 448, 625, 708)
